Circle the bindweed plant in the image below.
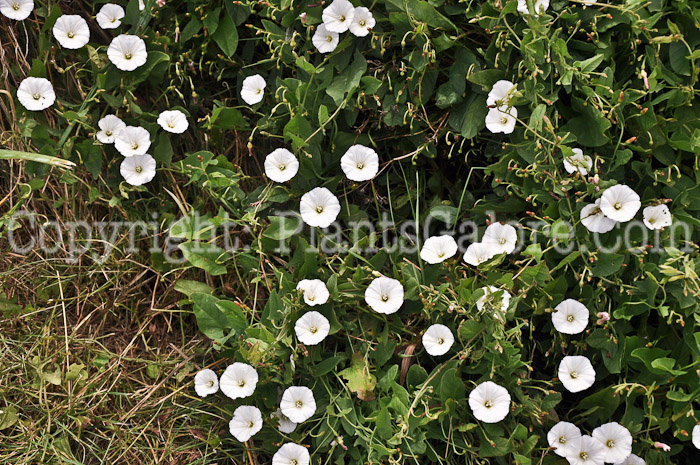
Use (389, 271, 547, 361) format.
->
(2, 0, 700, 463)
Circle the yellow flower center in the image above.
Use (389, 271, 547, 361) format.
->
(67, 31, 75, 39)
(484, 400, 493, 408)
(32, 93, 41, 100)
(238, 380, 246, 387)
(135, 166, 143, 173)
(381, 295, 389, 302)
(580, 452, 588, 460)
(278, 164, 286, 171)
(359, 20, 366, 26)
(567, 314, 575, 322)
(316, 206, 324, 214)
(569, 371, 578, 379)
(356, 162, 364, 169)
(125, 52, 132, 60)
(131, 143, 139, 150)
(295, 400, 303, 408)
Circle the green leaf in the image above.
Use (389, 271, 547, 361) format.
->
(174, 279, 212, 297)
(191, 293, 231, 342)
(339, 352, 377, 401)
(650, 357, 686, 376)
(152, 131, 173, 164)
(592, 254, 624, 277)
(407, 1, 458, 30)
(212, 12, 238, 56)
(375, 407, 393, 440)
(449, 93, 488, 139)
(263, 216, 303, 241)
(0, 406, 19, 430)
(179, 242, 228, 276)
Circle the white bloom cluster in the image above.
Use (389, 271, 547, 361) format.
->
(313, 0, 375, 54)
(547, 421, 637, 465)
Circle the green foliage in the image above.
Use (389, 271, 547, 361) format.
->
(5, 0, 700, 463)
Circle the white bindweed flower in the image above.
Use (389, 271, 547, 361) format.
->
(592, 422, 633, 463)
(295, 311, 330, 346)
(120, 154, 156, 186)
(599, 185, 641, 223)
(271, 409, 298, 434)
(157, 110, 188, 134)
(558, 355, 596, 393)
(312, 23, 339, 54)
(482, 222, 518, 254)
(219, 362, 258, 400)
(614, 454, 646, 465)
(463, 242, 497, 266)
(563, 148, 593, 175)
(422, 324, 454, 356)
(567, 435, 606, 465)
(322, 0, 355, 33)
(300, 187, 341, 228)
(280, 386, 316, 423)
(265, 148, 299, 183)
(517, 0, 550, 15)
(16, 77, 55, 111)
(468, 381, 511, 423)
(487, 80, 516, 107)
(693, 424, 700, 449)
(552, 299, 589, 335)
(296, 279, 330, 306)
(96, 4, 125, 29)
(365, 276, 404, 314)
(420, 235, 458, 264)
(115, 126, 151, 156)
(0, 0, 33, 20)
(194, 369, 219, 397)
(240, 74, 266, 105)
(642, 205, 672, 230)
(96, 115, 126, 143)
(272, 443, 310, 465)
(348, 6, 375, 37)
(475, 286, 512, 317)
(485, 105, 517, 134)
(340, 144, 379, 181)
(581, 199, 617, 234)
(547, 421, 582, 457)
(107, 34, 148, 71)
(53, 15, 90, 49)
(229, 405, 263, 442)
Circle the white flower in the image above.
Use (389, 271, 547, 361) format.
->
(96, 4, 125, 29)
(422, 324, 454, 356)
(517, 0, 550, 15)
(558, 355, 596, 393)
(468, 381, 511, 423)
(229, 405, 263, 442)
(487, 80, 516, 107)
(115, 126, 151, 157)
(365, 276, 404, 314)
(96, 115, 126, 143)
(420, 235, 458, 264)
(340, 144, 379, 182)
(552, 299, 589, 335)
(53, 15, 90, 49)
(157, 110, 188, 134)
(138, 0, 144, 10)
(614, 454, 646, 465)
(295, 311, 330, 346)
(693, 424, 700, 449)
(566, 435, 606, 465)
(547, 421, 582, 457)
(642, 205, 671, 230)
(271, 409, 298, 434)
(349, 7, 375, 37)
(564, 148, 593, 175)
(265, 148, 299, 183)
(322, 0, 355, 33)
(312, 23, 339, 54)
(592, 422, 633, 463)
(219, 362, 258, 400)
(241, 74, 266, 105)
(120, 154, 157, 186)
(299, 187, 341, 228)
(463, 242, 497, 266)
(193, 369, 219, 397)
(599, 185, 641, 223)
(0, 0, 33, 20)
(16, 77, 55, 111)
(475, 286, 512, 316)
(485, 105, 517, 134)
(482, 222, 518, 254)
(272, 443, 310, 465)
(107, 34, 148, 71)
(280, 386, 316, 423)
(296, 279, 330, 306)
(581, 199, 617, 234)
